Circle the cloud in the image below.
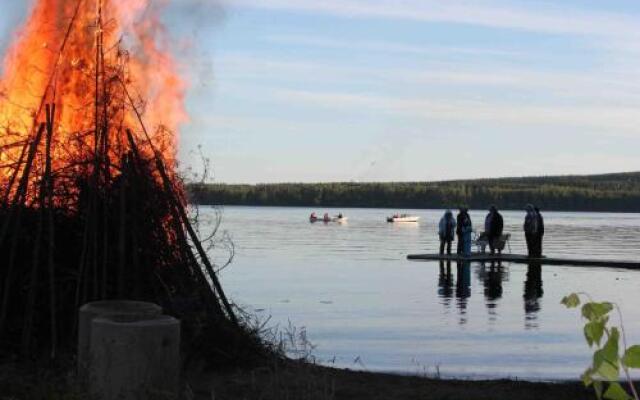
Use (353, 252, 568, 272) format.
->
(263, 34, 524, 58)
(215, 52, 640, 106)
(508, 153, 640, 177)
(229, 0, 640, 40)
(273, 88, 640, 134)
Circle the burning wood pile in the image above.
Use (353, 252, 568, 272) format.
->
(0, 0, 258, 364)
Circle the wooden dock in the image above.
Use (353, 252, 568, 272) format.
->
(406, 253, 640, 269)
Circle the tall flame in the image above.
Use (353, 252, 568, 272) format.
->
(0, 0, 186, 191)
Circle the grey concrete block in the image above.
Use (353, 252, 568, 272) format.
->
(78, 301, 163, 379)
(89, 314, 181, 400)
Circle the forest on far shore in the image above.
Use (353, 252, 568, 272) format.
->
(187, 172, 640, 212)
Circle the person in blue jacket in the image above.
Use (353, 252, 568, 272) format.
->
(438, 210, 457, 255)
(459, 208, 473, 256)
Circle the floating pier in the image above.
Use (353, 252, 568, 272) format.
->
(406, 253, 640, 269)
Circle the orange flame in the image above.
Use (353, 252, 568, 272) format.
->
(0, 0, 186, 195)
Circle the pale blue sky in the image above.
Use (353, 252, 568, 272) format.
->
(2, 1, 640, 183)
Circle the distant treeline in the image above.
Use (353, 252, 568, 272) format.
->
(187, 172, 640, 212)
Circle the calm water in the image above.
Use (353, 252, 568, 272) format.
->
(203, 206, 640, 380)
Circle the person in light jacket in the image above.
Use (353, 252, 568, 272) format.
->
(524, 204, 539, 257)
(438, 210, 457, 255)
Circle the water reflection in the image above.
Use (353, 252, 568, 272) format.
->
(455, 262, 471, 324)
(524, 262, 544, 329)
(438, 261, 544, 326)
(481, 262, 504, 304)
(438, 260, 473, 323)
(438, 261, 454, 307)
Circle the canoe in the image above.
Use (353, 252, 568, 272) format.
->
(387, 216, 420, 223)
(310, 217, 348, 223)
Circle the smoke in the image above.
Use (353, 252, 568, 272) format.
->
(0, 3, 30, 73)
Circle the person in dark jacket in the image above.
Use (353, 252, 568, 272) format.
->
(484, 205, 504, 255)
(524, 204, 538, 257)
(438, 210, 456, 255)
(534, 206, 544, 257)
(456, 207, 467, 254)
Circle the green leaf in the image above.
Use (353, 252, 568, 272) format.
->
(594, 358, 619, 381)
(582, 302, 614, 322)
(582, 367, 594, 386)
(621, 345, 640, 369)
(603, 328, 620, 362)
(562, 293, 581, 308)
(594, 381, 604, 400)
(594, 328, 621, 381)
(585, 321, 606, 347)
(603, 382, 632, 400)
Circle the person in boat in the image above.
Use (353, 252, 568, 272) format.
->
(484, 205, 504, 255)
(337, 213, 343, 219)
(323, 212, 330, 222)
(438, 210, 456, 255)
(534, 206, 544, 257)
(524, 204, 539, 257)
(456, 207, 468, 254)
(310, 212, 317, 221)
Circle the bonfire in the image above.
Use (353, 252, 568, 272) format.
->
(0, 0, 256, 365)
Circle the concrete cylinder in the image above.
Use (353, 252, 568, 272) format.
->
(78, 301, 163, 378)
(88, 314, 181, 400)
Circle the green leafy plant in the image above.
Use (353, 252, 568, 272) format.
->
(562, 293, 640, 400)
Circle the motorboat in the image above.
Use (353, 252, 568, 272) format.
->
(387, 214, 420, 223)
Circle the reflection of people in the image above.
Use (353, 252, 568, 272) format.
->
(438, 260, 454, 301)
(524, 262, 544, 319)
(484, 205, 504, 255)
(455, 261, 471, 320)
(524, 205, 538, 257)
(438, 210, 456, 255)
(483, 262, 504, 304)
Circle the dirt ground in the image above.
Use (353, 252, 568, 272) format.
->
(0, 357, 596, 400)
(189, 362, 595, 400)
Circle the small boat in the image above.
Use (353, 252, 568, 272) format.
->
(310, 213, 347, 223)
(387, 214, 420, 223)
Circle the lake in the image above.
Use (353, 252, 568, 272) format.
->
(203, 206, 640, 380)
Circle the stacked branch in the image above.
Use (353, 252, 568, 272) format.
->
(0, 1, 267, 367)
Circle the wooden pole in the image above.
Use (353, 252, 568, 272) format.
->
(125, 130, 224, 317)
(0, 123, 45, 337)
(45, 104, 57, 359)
(154, 156, 238, 325)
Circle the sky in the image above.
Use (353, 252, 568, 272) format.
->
(1, 0, 640, 183)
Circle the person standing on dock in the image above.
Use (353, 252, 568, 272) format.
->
(438, 210, 457, 255)
(524, 205, 539, 257)
(460, 209, 473, 256)
(484, 205, 504, 255)
(534, 207, 544, 257)
(456, 207, 468, 254)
